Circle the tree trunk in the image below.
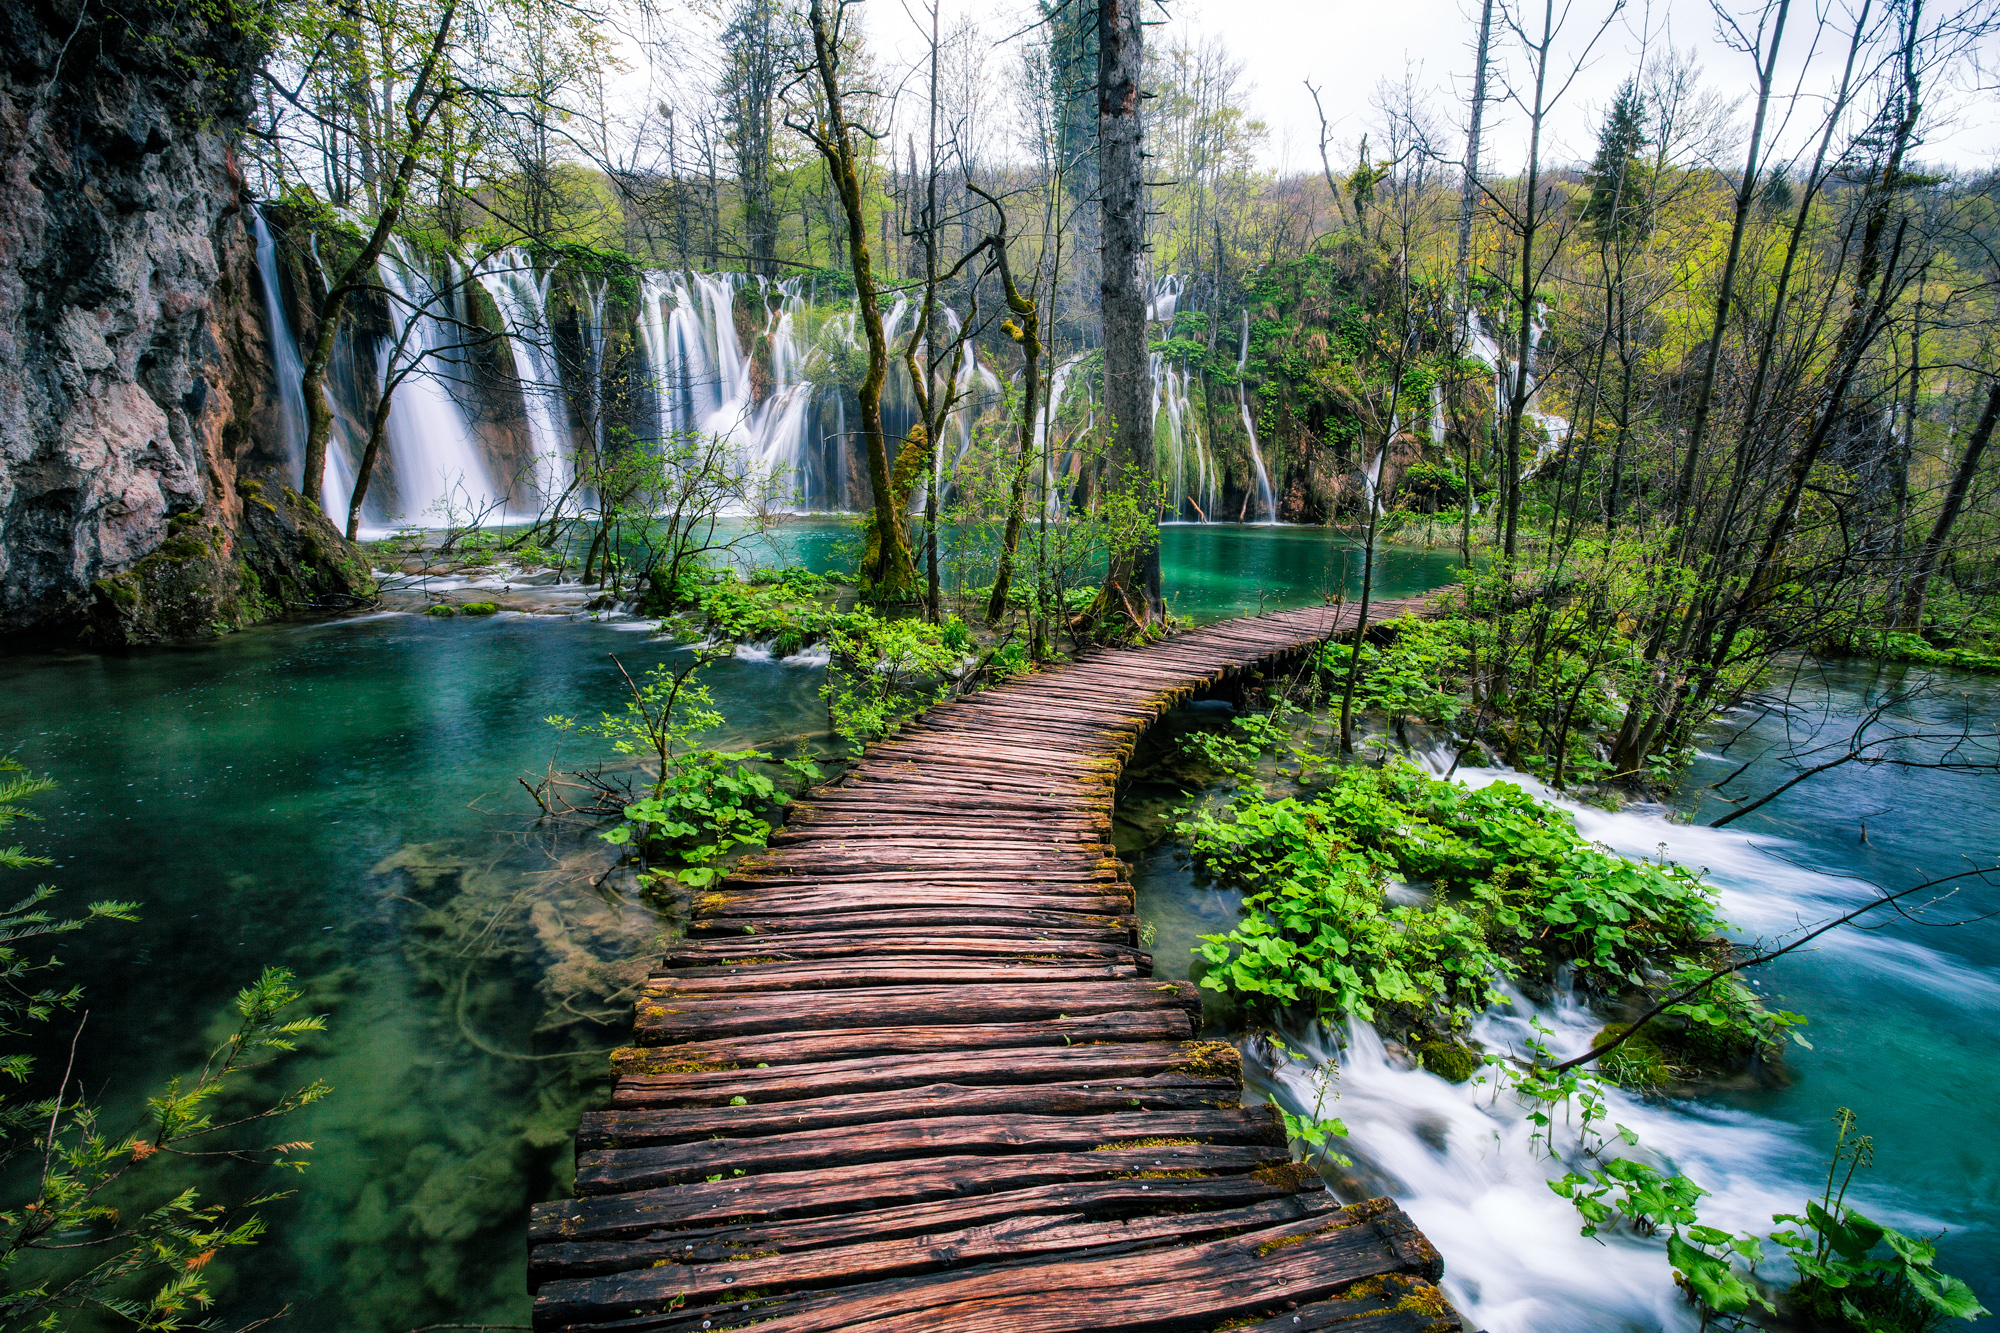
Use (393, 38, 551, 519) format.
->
(803, 0, 917, 600)
(1094, 0, 1162, 624)
(1898, 381, 2000, 629)
(300, 0, 458, 512)
(1451, 0, 1495, 310)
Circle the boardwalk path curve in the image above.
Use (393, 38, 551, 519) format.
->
(530, 598, 1462, 1333)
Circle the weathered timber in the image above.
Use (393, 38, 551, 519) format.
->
(609, 1036, 1232, 1102)
(580, 1075, 1240, 1147)
(532, 1145, 1303, 1243)
(536, 1193, 1347, 1321)
(574, 1106, 1287, 1193)
(529, 1173, 1309, 1283)
(634, 980, 1200, 1044)
(529, 600, 1460, 1330)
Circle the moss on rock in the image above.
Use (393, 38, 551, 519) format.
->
(1416, 1037, 1483, 1084)
(1593, 1023, 1670, 1087)
(84, 486, 374, 646)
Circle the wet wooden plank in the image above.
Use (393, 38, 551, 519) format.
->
(575, 1106, 1286, 1193)
(609, 1035, 1231, 1104)
(633, 980, 1201, 1044)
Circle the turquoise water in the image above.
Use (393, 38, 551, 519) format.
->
(0, 525, 1456, 1330)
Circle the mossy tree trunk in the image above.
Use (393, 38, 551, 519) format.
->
(793, 0, 917, 601)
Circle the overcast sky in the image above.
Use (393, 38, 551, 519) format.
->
(1159, 0, 2000, 172)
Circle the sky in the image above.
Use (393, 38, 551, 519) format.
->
(1162, 0, 2000, 172)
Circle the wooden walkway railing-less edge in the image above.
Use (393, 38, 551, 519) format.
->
(529, 598, 1465, 1333)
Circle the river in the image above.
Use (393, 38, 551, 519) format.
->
(0, 523, 1459, 1330)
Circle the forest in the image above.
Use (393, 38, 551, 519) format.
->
(0, 0, 1998, 1327)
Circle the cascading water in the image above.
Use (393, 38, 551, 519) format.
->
(359, 240, 501, 529)
(1465, 305, 1569, 480)
(253, 214, 1311, 525)
(1236, 312, 1278, 522)
(1152, 353, 1221, 522)
(474, 247, 575, 514)
(635, 270, 839, 509)
(251, 206, 309, 483)
(1036, 354, 1086, 518)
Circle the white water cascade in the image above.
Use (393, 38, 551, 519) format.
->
(341, 241, 500, 530)
(250, 217, 1307, 526)
(1236, 312, 1278, 522)
(1465, 306, 1570, 480)
(1151, 352, 1221, 522)
(474, 247, 575, 514)
(636, 271, 840, 508)
(251, 206, 309, 484)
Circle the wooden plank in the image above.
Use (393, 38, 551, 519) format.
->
(610, 1035, 1233, 1104)
(530, 1173, 1313, 1284)
(536, 1198, 1443, 1333)
(574, 1106, 1287, 1193)
(535, 1193, 1346, 1322)
(658, 932, 1148, 968)
(690, 907, 1135, 939)
(581, 1074, 1244, 1147)
(634, 981, 1200, 1044)
(531, 1144, 1305, 1243)
(644, 961, 1143, 995)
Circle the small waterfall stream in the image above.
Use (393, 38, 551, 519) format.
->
(251, 206, 309, 482)
(367, 241, 501, 527)
(1465, 306, 1570, 479)
(1235, 312, 1277, 523)
(1160, 738, 1989, 1331)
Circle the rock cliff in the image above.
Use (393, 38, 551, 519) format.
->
(0, 0, 367, 644)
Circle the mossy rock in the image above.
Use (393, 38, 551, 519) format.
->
(1416, 1038, 1482, 1084)
(1593, 1023, 1670, 1087)
(460, 601, 499, 616)
(1651, 1016, 1755, 1075)
(426, 604, 460, 618)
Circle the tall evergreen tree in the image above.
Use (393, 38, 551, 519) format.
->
(1581, 78, 1650, 242)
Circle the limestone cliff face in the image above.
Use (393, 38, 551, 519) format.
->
(0, 0, 365, 643)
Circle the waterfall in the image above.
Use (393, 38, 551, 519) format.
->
(1152, 353, 1220, 522)
(1466, 305, 1569, 482)
(1236, 312, 1277, 523)
(251, 206, 308, 485)
(636, 270, 834, 509)
(364, 241, 500, 529)
(247, 219, 1337, 526)
(1033, 355, 1086, 518)
(473, 247, 574, 514)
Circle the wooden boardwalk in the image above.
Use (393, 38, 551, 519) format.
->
(530, 598, 1463, 1333)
